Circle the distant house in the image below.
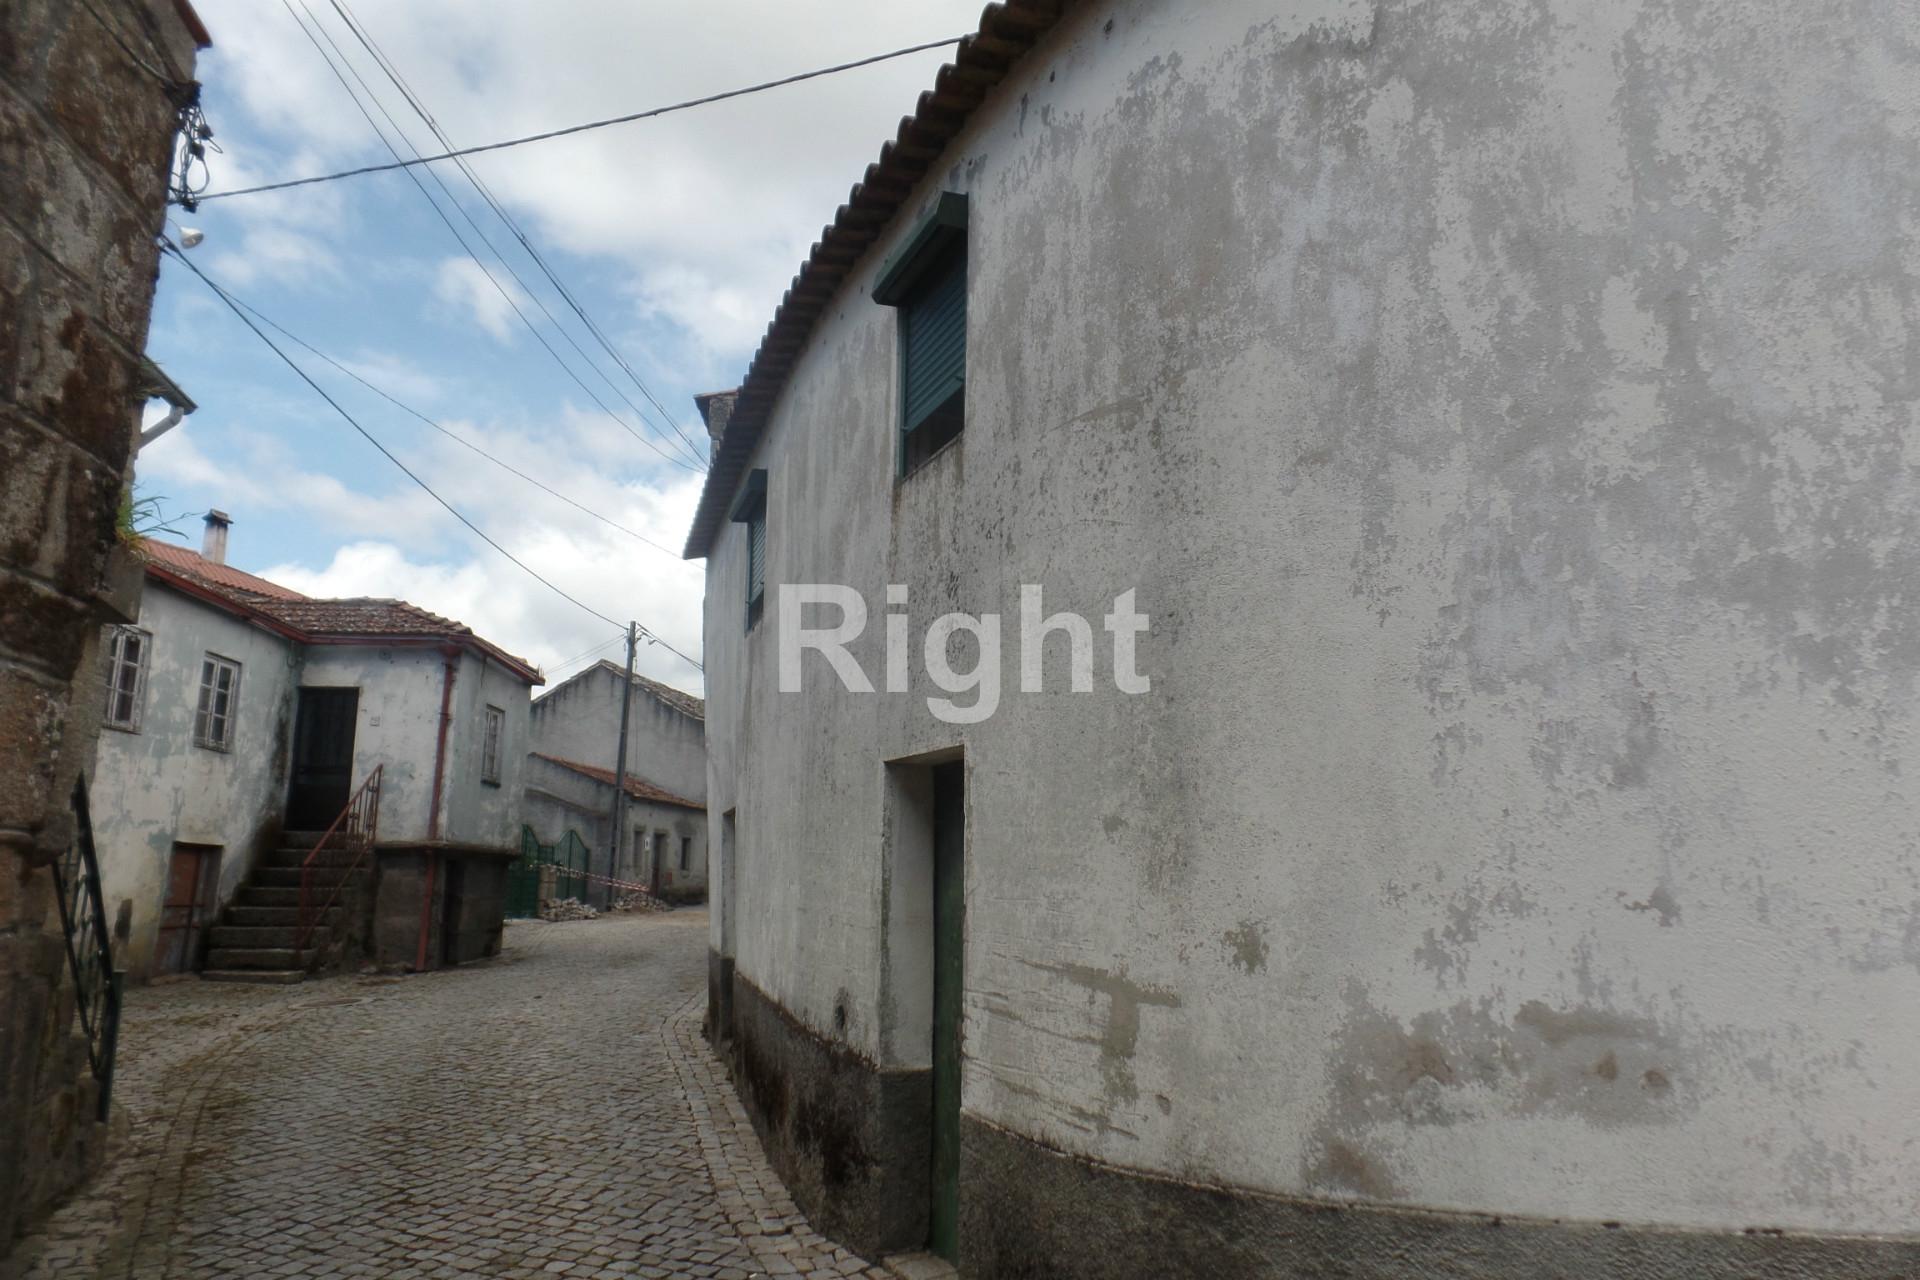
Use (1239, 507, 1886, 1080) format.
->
(524, 660, 706, 900)
(91, 513, 542, 980)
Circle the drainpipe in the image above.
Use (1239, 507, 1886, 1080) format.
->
(419, 646, 459, 971)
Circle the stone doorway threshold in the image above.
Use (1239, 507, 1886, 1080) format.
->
(882, 1254, 958, 1280)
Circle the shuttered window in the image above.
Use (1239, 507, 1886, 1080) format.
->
(481, 705, 504, 784)
(747, 511, 766, 606)
(902, 255, 966, 434)
(874, 192, 969, 476)
(731, 468, 769, 632)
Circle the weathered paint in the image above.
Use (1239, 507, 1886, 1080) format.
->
(523, 753, 708, 896)
(701, 0, 1920, 1240)
(300, 645, 529, 849)
(529, 661, 707, 805)
(91, 587, 532, 980)
(91, 585, 298, 980)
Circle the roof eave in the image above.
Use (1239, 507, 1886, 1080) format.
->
(682, 0, 1081, 559)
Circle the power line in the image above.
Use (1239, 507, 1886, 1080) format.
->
(326, 0, 710, 468)
(633, 623, 702, 674)
(217, 286, 687, 561)
(551, 633, 629, 673)
(162, 237, 705, 675)
(191, 34, 970, 203)
(280, 0, 706, 473)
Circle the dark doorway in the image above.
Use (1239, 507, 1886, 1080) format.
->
(929, 761, 965, 1262)
(154, 843, 220, 974)
(287, 687, 359, 830)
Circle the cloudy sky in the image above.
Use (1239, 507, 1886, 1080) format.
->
(138, 0, 984, 694)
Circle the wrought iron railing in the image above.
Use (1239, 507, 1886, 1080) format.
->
(51, 775, 122, 1122)
(295, 764, 382, 957)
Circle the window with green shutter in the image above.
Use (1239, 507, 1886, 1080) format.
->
(730, 468, 769, 632)
(875, 193, 968, 476)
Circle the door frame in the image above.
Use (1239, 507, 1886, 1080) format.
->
(287, 686, 360, 830)
(154, 841, 222, 974)
(880, 747, 966, 1260)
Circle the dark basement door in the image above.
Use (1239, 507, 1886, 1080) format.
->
(287, 687, 359, 830)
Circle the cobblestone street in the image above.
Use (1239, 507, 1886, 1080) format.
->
(7, 911, 886, 1280)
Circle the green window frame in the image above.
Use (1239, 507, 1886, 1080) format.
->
(874, 192, 968, 476)
(730, 468, 769, 631)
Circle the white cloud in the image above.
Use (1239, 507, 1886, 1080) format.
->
(141, 415, 708, 695)
(188, 0, 985, 365)
(336, 350, 446, 403)
(135, 425, 452, 546)
(433, 256, 525, 343)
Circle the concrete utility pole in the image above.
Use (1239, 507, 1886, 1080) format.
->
(608, 621, 636, 908)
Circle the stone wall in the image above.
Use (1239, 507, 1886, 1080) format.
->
(0, 0, 203, 1246)
(370, 845, 511, 971)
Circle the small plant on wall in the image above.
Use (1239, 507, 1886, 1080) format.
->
(115, 484, 184, 552)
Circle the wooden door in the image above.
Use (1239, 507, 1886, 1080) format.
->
(929, 761, 965, 1261)
(287, 688, 358, 830)
(154, 844, 220, 974)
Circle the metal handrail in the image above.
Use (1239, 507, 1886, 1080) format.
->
(294, 764, 383, 957)
(51, 775, 122, 1121)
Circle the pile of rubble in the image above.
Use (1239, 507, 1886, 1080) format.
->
(539, 897, 598, 922)
(609, 891, 668, 914)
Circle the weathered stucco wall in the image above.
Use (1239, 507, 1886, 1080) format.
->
(297, 646, 528, 848)
(704, 0, 1920, 1243)
(530, 663, 706, 802)
(438, 652, 531, 849)
(523, 755, 707, 896)
(91, 583, 299, 979)
(0, 0, 201, 1243)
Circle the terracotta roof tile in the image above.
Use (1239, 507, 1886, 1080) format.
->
(532, 753, 703, 811)
(142, 540, 308, 601)
(139, 538, 543, 683)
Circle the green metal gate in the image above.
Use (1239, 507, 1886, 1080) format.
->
(508, 826, 595, 918)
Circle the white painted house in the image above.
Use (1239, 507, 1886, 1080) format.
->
(524, 661, 707, 900)
(91, 516, 541, 980)
(685, 1, 1920, 1275)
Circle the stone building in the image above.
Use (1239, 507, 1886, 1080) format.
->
(525, 660, 707, 900)
(686, 0, 1920, 1274)
(90, 519, 541, 979)
(0, 0, 209, 1246)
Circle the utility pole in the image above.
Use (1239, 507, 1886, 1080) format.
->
(608, 620, 636, 909)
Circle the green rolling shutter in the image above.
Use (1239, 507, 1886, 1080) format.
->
(902, 255, 967, 432)
(747, 512, 766, 603)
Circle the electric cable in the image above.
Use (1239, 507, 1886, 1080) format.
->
(280, 0, 705, 473)
(218, 287, 687, 560)
(326, 0, 709, 467)
(191, 35, 969, 203)
(163, 236, 704, 674)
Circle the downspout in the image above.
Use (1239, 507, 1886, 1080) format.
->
(419, 645, 459, 971)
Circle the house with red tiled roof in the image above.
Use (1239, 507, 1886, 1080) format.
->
(524, 659, 708, 901)
(90, 512, 543, 982)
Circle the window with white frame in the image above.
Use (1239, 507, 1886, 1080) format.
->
(481, 704, 505, 784)
(102, 625, 151, 732)
(193, 654, 240, 751)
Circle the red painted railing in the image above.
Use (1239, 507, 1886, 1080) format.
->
(295, 764, 383, 958)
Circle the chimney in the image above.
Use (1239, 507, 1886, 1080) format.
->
(695, 390, 737, 444)
(202, 509, 230, 564)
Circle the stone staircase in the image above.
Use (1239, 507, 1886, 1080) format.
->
(201, 832, 370, 984)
